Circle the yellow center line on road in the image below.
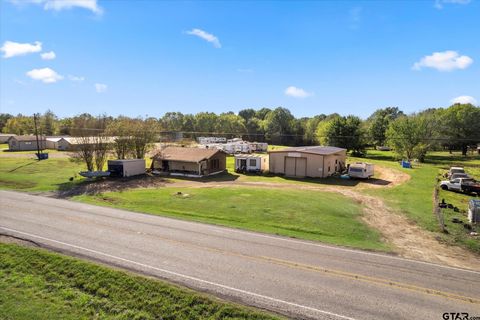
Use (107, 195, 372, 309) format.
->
(131, 229, 480, 305)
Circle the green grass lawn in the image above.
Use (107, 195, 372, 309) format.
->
(0, 143, 8, 150)
(74, 186, 388, 251)
(0, 242, 280, 320)
(0, 157, 85, 191)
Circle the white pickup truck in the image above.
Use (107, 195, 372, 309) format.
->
(440, 178, 480, 194)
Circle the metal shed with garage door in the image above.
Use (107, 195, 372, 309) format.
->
(107, 159, 146, 177)
(268, 146, 346, 178)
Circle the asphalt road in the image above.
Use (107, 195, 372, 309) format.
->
(1, 190, 479, 320)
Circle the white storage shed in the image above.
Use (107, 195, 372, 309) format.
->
(234, 154, 268, 173)
(107, 159, 146, 177)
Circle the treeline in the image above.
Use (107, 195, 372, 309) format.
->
(1, 103, 479, 161)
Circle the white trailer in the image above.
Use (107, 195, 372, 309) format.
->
(234, 154, 268, 173)
(108, 159, 146, 177)
(348, 162, 374, 179)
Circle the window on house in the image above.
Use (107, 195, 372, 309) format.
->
(25, 142, 32, 145)
(328, 166, 331, 172)
(249, 159, 257, 167)
(335, 159, 338, 164)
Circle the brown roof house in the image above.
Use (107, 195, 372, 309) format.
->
(268, 146, 347, 178)
(7, 135, 46, 151)
(151, 146, 226, 177)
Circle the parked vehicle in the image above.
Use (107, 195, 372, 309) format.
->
(468, 199, 480, 223)
(348, 162, 374, 179)
(447, 167, 465, 178)
(440, 178, 480, 194)
(450, 172, 471, 180)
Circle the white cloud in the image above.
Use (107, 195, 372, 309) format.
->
(41, 51, 56, 60)
(95, 83, 107, 93)
(413, 51, 473, 71)
(434, 0, 471, 9)
(186, 28, 221, 48)
(8, 0, 102, 15)
(26, 67, 63, 83)
(450, 95, 477, 105)
(1, 40, 42, 58)
(69, 75, 85, 82)
(284, 86, 312, 98)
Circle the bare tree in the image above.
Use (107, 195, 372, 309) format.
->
(131, 118, 159, 159)
(93, 134, 111, 171)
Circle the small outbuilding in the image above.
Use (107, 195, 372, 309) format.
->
(7, 135, 46, 151)
(151, 146, 226, 177)
(107, 159, 146, 177)
(468, 199, 480, 224)
(234, 154, 268, 173)
(268, 146, 346, 178)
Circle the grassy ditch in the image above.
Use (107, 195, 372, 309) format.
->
(0, 242, 280, 320)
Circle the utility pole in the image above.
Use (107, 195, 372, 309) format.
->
(33, 113, 41, 155)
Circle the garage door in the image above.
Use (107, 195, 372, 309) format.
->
(295, 157, 307, 177)
(284, 157, 307, 177)
(285, 157, 296, 176)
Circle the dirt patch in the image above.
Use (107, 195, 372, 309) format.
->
(55, 174, 169, 198)
(368, 166, 411, 188)
(323, 187, 480, 271)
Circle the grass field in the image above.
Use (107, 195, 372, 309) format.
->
(74, 186, 388, 251)
(0, 242, 279, 320)
(0, 157, 85, 191)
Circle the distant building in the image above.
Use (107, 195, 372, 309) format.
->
(0, 134, 17, 144)
(7, 135, 46, 151)
(268, 146, 347, 178)
(151, 146, 226, 177)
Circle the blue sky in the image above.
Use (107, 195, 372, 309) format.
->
(1, 0, 479, 119)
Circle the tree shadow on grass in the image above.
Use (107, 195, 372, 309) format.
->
(8, 161, 37, 173)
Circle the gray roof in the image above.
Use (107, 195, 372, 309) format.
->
(9, 135, 45, 142)
(268, 146, 346, 155)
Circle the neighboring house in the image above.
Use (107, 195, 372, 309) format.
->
(7, 135, 46, 151)
(53, 137, 116, 151)
(234, 154, 268, 173)
(45, 136, 68, 150)
(0, 134, 17, 144)
(268, 146, 347, 178)
(151, 146, 226, 177)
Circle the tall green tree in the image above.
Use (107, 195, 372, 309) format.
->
(367, 107, 404, 146)
(318, 115, 366, 155)
(440, 104, 480, 156)
(386, 113, 437, 162)
(263, 107, 295, 145)
(0, 113, 13, 133)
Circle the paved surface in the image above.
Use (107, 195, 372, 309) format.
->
(1, 190, 479, 320)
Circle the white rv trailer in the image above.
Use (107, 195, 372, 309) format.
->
(348, 162, 374, 179)
(234, 154, 268, 173)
